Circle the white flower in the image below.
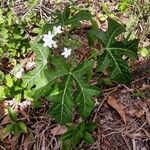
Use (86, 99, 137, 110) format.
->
(53, 25, 62, 35)
(15, 68, 24, 79)
(61, 47, 72, 58)
(43, 31, 57, 48)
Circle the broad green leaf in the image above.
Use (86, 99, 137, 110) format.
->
(23, 43, 69, 92)
(74, 80, 99, 118)
(88, 19, 139, 83)
(62, 5, 71, 22)
(65, 10, 91, 25)
(8, 107, 17, 122)
(23, 43, 49, 89)
(61, 122, 95, 148)
(48, 60, 99, 123)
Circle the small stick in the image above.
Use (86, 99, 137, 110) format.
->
(93, 88, 117, 122)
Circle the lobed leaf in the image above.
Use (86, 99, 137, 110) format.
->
(88, 19, 138, 83)
(48, 75, 74, 124)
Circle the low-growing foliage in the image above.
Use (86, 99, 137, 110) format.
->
(0, 4, 140, 149)
(4, 107, 27, 135)
(61, 122, 96, 149)
(0, 7, 30, 58)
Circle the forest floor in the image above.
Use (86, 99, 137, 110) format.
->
(0, 0, 150, 150)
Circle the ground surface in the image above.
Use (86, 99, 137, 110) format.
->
(0, 0, 150, 150)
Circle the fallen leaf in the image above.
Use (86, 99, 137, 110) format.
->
(1, 115, 11, 125)
(128, 109, 145, 118)
(25, 61, 36, 71)
(140, 84, 150, 91)
(134, 109, 145, 118)
(107, 96, 126, 124)
(51, 126, 67, 136)
(0, 128, 9, 140)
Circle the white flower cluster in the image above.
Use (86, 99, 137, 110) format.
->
(43, 25, 72, 58)
(43, 25, 62, 49)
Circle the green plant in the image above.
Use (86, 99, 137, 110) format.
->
(0, 4, 140, 149)
(61, 122, 96, 149)
(121, 0, 150, 52)
(118, 0, 134, 12)
(88, 19, 138, 83)
(4, 107, 27, 135)
(23, 6, 99, 125)
(0, 7, 30, 58)
(0, 74, 33, 102)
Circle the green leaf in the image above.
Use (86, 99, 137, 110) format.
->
(74, 80, 99, 118)
(48, 75, 74, 124)
(5, 74, 13, 87)
(48, 60, 99, 123)
(83, 132, 94, 143)
(23, 44, 99, 124)
(17, 122, 27, 133)
(8, 107, 17, 122)
(88, 19, 138, 83)
(4, 123, 14, 133)
(139, 48, 150, 57)
(61, 122, 95, 148)
(85, 123, 97, 132)
(23, 43, 49, 89)
(57, 7, 92, 27)
(0, 86, 6, 100)
(65, 10, 91, 25)
(62, 5, 71, 22)
(23, 44, 69, 93)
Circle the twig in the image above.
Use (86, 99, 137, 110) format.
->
(0, 145, 6, 150)
(132, 139, 136, 150)
(93, 88, 117, 122)
(122, 134, 132, 150)
(135, 121, 147, 133)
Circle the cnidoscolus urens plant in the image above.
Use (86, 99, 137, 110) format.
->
(0, 3, 140, 149)
(21, 5, 138, 148)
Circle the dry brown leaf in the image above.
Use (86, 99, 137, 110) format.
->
(25, 61, 36, 71)
(0, 128, 9, 140)
(140, 84, 150, 91)
(18, 109, 29, 120)
(128, 109, 145, 118)
(1, 115, 11, 125)
(107, 96, 126, 124)
(51, 126, 67, 135)
(134, 110, 145, 118)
